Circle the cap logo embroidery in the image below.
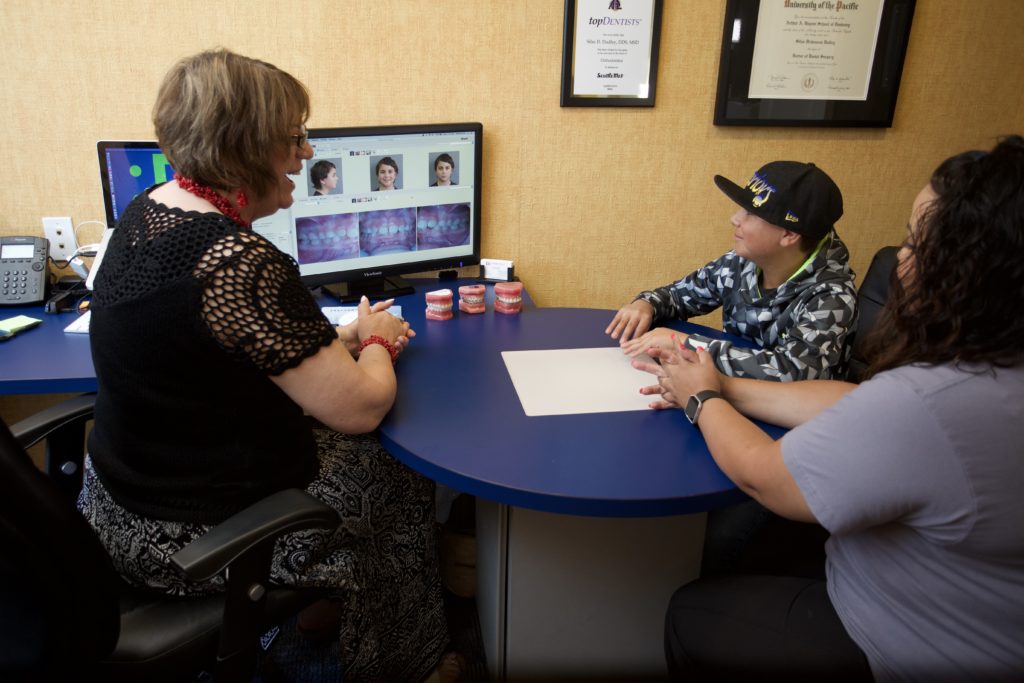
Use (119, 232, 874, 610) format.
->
(746, 173, 775, 208)
(785, 212, 799, 223)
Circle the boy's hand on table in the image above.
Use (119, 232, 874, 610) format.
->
(605, 299, 654, 342)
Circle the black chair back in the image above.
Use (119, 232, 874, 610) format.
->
(1, 397, 340, 682)
(848, 246, 899, 383)
(0, 417, 121, 679)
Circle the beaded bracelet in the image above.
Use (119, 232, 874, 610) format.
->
(358, 334, 398, 363)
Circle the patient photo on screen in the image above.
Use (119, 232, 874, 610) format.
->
(295, 213, 359, 264)
(359, 207, 416, 256)
(417, 203, 470, 250)
(371, 155, 402, 191)
(308, 158, 341, 196)
(429, 152, 459, 187)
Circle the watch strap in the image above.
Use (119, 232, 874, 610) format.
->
(694, 389, 722, 403)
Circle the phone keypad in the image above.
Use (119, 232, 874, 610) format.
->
(1, 268, 40, 301)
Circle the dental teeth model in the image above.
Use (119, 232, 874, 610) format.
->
(494, 281, 523, 315)
(425, 289, 454, 321)
(458, 284, 486, 314)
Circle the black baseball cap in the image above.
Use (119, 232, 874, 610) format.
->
(714, 161, 843, 240)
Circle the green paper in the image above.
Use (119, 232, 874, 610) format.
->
(0, 315, 42, 334)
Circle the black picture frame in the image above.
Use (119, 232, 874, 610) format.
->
(560, 0, 664, 107)
(714, 0, 916, 127)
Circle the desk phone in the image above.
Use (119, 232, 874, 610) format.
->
(1, 236, 49, 305)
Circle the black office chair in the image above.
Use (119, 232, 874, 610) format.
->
(847, 246, 899, 383)
(0, 394, 340, 682)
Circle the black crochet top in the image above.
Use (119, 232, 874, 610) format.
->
(87, 189, 337, 525)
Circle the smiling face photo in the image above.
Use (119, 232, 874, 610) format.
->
(372, 155, 401, 191)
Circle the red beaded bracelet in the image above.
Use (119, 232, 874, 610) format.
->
(359, 334, 398, 363)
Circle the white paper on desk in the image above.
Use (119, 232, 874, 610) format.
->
(501, 347, 657, 416)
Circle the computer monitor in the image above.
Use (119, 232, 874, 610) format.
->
(97, 124, 482, 302)
(253, 122, 482, 302)
(97, 141, 175, 227)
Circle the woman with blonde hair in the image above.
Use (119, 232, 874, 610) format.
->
(79, 49, 461, 681)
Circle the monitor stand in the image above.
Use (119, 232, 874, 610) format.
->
(321, 275, 415, 303)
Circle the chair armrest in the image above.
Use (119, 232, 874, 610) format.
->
(9, 394, 97, 449)
(171, 488, 339, 582)
(10, 394, 339, 584)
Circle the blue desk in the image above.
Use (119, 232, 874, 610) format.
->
(0, 306, 95, 395)
(369, 282, 783, 680)
(383, 304, 784, 517)
(0, 281, 782, 680)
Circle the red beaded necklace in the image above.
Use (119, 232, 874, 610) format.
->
(176, 176, 251, 228)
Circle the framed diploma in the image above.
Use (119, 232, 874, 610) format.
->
(714, 0, 916, 127)
(560, 0, 664, 107)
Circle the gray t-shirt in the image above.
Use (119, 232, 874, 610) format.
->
(782, 362, 1024, 682)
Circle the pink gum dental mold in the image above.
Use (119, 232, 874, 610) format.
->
(458, 284, 486, 314)
(494, 281, 523, 315)
(425, 288, 454, 321)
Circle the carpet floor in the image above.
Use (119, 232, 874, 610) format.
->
(243, 588, 487, 682)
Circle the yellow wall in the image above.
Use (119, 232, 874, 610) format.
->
(1, 0, 1022, 320)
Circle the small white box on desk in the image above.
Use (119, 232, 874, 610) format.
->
(479, 258, 514, 282)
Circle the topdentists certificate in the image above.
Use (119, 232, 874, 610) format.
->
(571, 0, 658, 98)
(748, 0, 885, 101)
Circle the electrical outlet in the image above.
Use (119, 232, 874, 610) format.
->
(42, 216, 78, 261)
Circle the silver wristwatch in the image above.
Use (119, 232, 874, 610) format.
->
(684, 390, 723, 426)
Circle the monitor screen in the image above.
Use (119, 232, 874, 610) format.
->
(97, 141, 176, 226)
(253, 122, 482, 302)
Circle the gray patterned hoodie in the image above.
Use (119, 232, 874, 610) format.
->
(636, 230, 857, 381)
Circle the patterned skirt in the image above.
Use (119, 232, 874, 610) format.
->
(77, 429, 449, 682)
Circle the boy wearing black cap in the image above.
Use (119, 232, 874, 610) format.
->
(606, 161, 857, 382)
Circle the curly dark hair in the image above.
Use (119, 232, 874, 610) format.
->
(865, 135, 1024, 377)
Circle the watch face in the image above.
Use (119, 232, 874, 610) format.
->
(685, 395, 700, 424)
